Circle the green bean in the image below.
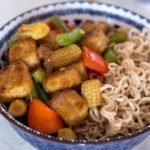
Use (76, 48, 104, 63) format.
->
(56, 28, 85, 46)
(51, 16, 69, 32)
(32, 68, 46, 84)
(108, 42, 116, 48)
(36, 84, 49, 103)
(110, 32, 126, 43)
(26, 83, 39, 99)
(104, 48, 118, 63)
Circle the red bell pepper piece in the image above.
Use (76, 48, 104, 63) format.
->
(47, 22, 64, 34)
(82, 46, 108, 74)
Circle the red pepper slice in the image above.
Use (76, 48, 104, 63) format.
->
(47, 22, 55, 30)
(47, 22, 64, 34)
(82, 46, 108, 74)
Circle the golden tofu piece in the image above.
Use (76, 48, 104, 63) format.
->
(44, 68, 81, 93)
(9, 38, 40, 69)
(81, 21, 110, 34)
(82, 29, 109, 53)
(0, 61, 33, 103)
(69, 61, 88, 81)
(17, 22, 50, 40)
(48, 89, 88, 126)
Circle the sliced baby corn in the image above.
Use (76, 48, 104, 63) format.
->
(50, 44, 81, 69)
(8, 99, 27, 117)
(81, 79, 103, 108)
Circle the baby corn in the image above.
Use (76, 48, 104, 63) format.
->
(8, 99, 27, 117)
(50, 44, 81, 69)
(81, 79, 103, 108)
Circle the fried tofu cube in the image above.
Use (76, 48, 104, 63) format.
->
(9, 38, 40, 69)
(0, 61, 33, 102)
(82, 29, 109, 53)
(44, 68, 81, 93)
(48, 89, 88, 126)
(69, 61, 88, 81)
(81, 21, 110, 34)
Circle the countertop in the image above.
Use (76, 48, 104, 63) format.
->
(0, 0, 149, 150)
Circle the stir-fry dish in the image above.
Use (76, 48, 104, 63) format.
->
(0, 16, 150, 140)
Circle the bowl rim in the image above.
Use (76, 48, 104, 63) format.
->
(0, 0, 149, 145)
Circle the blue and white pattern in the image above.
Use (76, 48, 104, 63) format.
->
(0, 1, 150, 150)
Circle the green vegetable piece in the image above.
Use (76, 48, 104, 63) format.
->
(104, 48, 118, 63)
(108, 42, 116, 48)
(56, 28, 85, 46)
(36, 84, 49, 103)
(32, 68, 46, 84)
(7, 39, 17, 49)
(51, 15, 69, 32)
(110, 32, 126, 43)
(27, 83, 39, 99)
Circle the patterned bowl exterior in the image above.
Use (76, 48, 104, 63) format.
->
(0, 1, 150, 150)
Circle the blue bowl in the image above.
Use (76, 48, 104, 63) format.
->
(0, 1, 149, 150)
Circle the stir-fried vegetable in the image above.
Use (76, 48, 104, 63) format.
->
(36, 84, 49, 103)
(82, 46, 108, 74)
(8, 99, 27, 117)
(48, 89, 88, 126)
(110, 32, 126, 43)
(27, 82, 49, 103)
(56, 28, 85, 46)
(31, 68, 49, 102)
(28, 99, 64, 134)
(32, 68, 46, 84)
(2, 17, 133, 139)
(27, 83, 39, 99)
(58, 128, 77, 140)
(104, 48, 118, 63)
(51, 44, 81, 69)
(51, 16, 69, 32)
(17, 22, 50, 40)
(81, 79, 103, 108)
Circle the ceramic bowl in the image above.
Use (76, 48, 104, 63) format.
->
(0, 1, 150, 150)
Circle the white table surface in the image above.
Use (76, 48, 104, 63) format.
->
(0, 0, 149, 150)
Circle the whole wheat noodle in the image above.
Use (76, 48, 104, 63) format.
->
(74, 28, 150, 140)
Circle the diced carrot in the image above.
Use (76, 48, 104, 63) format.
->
(28, 99, 64, 134)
